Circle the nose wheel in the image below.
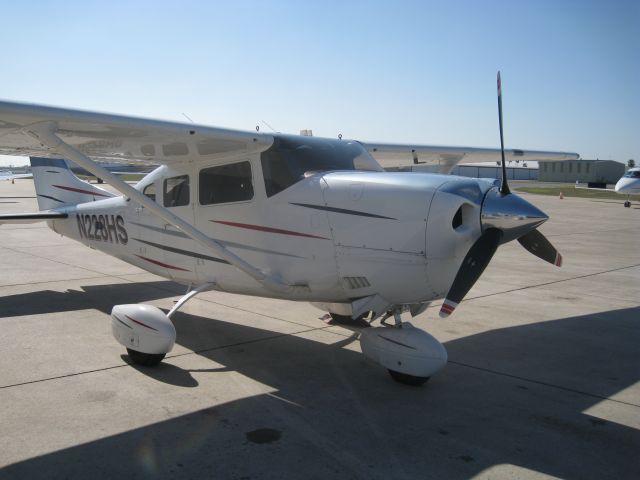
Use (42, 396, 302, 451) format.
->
(388, 370, 430, 386)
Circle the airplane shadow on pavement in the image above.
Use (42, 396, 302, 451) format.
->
(0, 281, 184, 318)
(0, 288, 638, 479)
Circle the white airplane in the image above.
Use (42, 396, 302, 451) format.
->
(0, 170, 32, 181)
(575, 167, 639, 207)
(615, 167, 640, 207)
(0, 75, 579, 385)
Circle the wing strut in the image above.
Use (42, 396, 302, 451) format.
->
(26, 122, 304, 294)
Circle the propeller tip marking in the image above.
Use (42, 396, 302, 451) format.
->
(439, 300, 458, 318)
(555, 253, 563, 267)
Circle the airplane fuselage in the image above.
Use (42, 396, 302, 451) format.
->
(47, 160, 494, 310)
(615, 168, 640, 195)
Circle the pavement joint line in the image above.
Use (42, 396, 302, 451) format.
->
(456, 263, 640, 305)
(106, 272, 336, 332)
(1, 226, 49, 230)
(1, 245, 133, 278)
(167, 324, 343, 360)
(448, 360, 640, 409)
(0, 324, 342, 391)
(546, 227, 640, 238)
(0, 275, 111, 289)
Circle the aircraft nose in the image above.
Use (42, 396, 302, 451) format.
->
(614, 178, 628, 192)
(481, 188, 548, 243)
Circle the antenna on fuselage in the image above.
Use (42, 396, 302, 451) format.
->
(261, 120, 279, 133)
(181, 113, 195, 124)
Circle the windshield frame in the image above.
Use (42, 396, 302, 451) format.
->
(260, 134, 380, 197)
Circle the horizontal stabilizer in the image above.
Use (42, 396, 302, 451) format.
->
(0, 211, 68, 224)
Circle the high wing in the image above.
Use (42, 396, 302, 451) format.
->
(362, 143, 579, 171)
(0, 100, 273, 165)
(0, 100, 579, 172)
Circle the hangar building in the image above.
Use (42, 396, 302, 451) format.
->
(538, 160, 624, 186)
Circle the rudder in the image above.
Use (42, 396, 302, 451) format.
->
(30, 157, 113, 210)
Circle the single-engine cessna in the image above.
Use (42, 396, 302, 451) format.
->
(0, 75, 578, 385)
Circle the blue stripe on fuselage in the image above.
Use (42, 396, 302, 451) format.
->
(30, 157, 69, 169)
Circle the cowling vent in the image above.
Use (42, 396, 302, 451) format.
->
(342, 276, 371, 290)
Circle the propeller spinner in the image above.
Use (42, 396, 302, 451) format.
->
(439, 72, 563, 318)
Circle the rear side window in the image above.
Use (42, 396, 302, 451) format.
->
(199, 162, 254, 205)
(143, 183, 156, 202)
(164, 175, 190, 207)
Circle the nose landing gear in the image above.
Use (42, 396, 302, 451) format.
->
(360, 308, 447, 386)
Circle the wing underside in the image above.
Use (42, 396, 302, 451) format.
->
(362, 142, 579, 171)
(0, 100, 273, 165)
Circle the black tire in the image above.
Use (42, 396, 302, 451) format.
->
(624, 201, 631, 208)
(126, 348, 165, 366)
(388, 369, 430, 386)
(329, 312, 370, 327)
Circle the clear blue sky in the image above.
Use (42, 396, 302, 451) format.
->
(1, 0, 638, 166)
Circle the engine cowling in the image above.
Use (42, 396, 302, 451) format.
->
(111, 304, 176, 355)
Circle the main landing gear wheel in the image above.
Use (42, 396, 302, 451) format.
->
(126, 348, 166, 366)
(388, 369, 430, 386)
(624, 201, 631, 208)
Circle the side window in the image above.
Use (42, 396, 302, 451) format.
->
(143, 183, 156, 202)
(163, 175, 190, 207)
(199, 161, 254, 205)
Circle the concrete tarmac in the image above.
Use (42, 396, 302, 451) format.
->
(0, 179, 638, 479)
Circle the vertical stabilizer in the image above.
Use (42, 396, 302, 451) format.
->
(30, 157, 114, 210)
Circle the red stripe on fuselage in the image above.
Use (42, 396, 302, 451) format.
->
(135, 254, 190, 271)
(53, 185, 111, 197)
(211, 220, 329, 240)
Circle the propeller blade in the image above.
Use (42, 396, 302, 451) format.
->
(497, 71, 510, 195)
(517, 229, 563, 267)
(440, 229, 503, 318)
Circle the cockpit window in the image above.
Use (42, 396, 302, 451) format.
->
(261, 135, 381, 197)
(163, 175, 189, 207)
(624, 170, 640, 178)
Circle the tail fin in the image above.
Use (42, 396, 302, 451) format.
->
(30, 157, 113, 210)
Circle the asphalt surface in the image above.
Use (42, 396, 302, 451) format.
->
(0, 179, 638, 479)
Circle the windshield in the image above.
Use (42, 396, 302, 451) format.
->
(261, 135, 381, 197)
(624, 170, 640, 178)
